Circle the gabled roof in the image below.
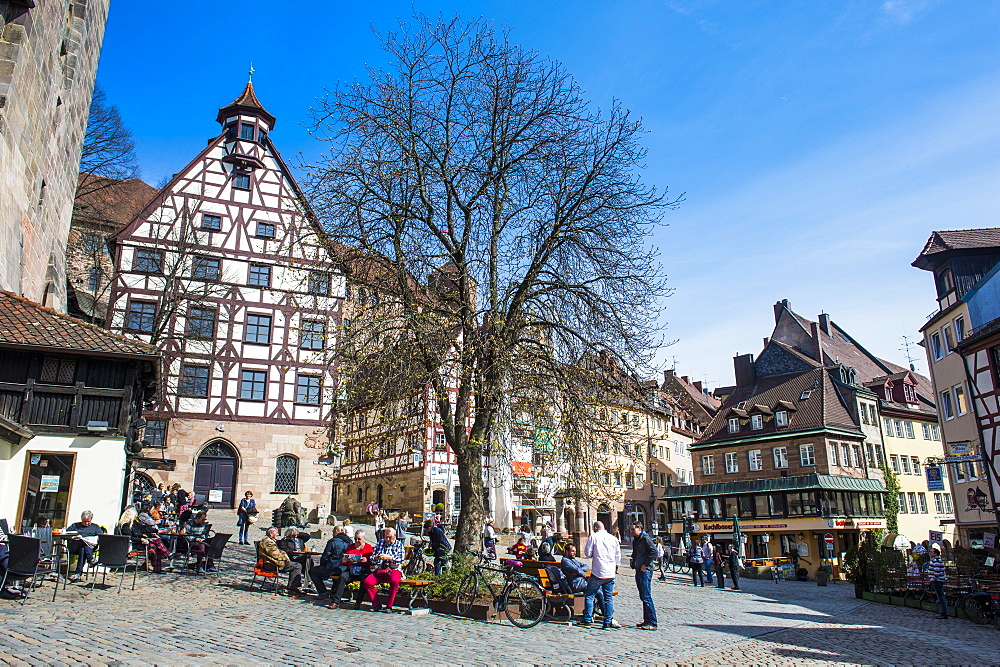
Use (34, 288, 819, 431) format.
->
(698, 366, 860, 446)
(216, 81, 276, 127)
(912, 228, 1000, 268)
(0, 290, 157, 359)
(74, 175, 158, 227)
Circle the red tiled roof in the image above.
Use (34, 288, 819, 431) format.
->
(698, 367, 859, 446)
(0, 291, 156, 358)
(74, 175, 158, 227)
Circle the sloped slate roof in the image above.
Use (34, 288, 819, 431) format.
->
(0, 290, 156, 358)
(658, 473, 887, 498)
(914, 228, 1000, 264)
(699, 366, 859, 445)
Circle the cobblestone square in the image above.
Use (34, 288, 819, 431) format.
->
(1, 514, 996, 665)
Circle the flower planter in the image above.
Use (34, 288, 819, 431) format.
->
(921, 601, 940, 613)
(872, 593, 891, 604)
(861, 591, 877, 602)
(426, 598, 497, 621)
(889, 595, 906, 607)
(904, 598, 922, 609)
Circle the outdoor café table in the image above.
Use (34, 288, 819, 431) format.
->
(291, 550, 322, 588)
(49, 531, 77, 600)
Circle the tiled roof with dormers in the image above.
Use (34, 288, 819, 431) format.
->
(0, 291, 156, 358)
(697, 367, 860, 447)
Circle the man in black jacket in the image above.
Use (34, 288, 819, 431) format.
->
(630, 523, 657, 630)
(310, 525, 351, 601)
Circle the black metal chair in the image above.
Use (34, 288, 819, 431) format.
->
(250, 540, 290, 594)
(2, 535, 42, 605)
(90, 534, 138, 593)
(203, 533, 231, 582)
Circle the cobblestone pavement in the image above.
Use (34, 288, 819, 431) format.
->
(1, 512, 997, 665)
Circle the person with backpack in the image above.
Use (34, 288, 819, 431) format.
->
(425, 519, 451, 575)
(689, 545, 706, 586)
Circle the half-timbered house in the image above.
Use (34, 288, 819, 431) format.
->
(105, 83, 343, 513)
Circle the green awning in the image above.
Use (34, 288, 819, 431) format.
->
(658, 474, 887, 499)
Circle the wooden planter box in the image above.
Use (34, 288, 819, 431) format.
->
(889, 595, 906, 606)
(872, 593, 891, 604)
(861, 591, 877, 602)
(921, 601, 940, 613)
(904, 598, 922, 608)
(426, 598, 497, 621)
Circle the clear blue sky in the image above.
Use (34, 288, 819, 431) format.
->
(97, 1, 1000, 388)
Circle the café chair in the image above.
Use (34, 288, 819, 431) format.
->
(2, 535, 42, 605)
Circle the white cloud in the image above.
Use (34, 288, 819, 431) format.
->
(880, 0, 928, 25)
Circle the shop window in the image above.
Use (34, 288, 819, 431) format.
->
(17, 453, 76, 530)
(738, 495, 754, 518)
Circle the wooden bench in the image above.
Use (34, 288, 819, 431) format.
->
(399, 579, 433, 610)
(508, 559, 598, 621)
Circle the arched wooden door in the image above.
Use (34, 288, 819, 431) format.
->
(194, 440, 238, 509)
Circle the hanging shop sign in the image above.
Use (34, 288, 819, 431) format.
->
(925, 465, 945, 491)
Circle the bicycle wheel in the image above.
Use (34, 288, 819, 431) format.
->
(679, 560, 690, 575)
(961, 593, 993, 625)
(455, 571, 480, 616)
(503, 577, 546, 629)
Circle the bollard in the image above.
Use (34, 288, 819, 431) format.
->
(817, 570, 828, 586)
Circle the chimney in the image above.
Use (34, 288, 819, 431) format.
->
(693, 381, 703, 392)
(681, 376, 689, 384)
(773, 299, 790, 323)
(810, 322, 824, 363)
(818, 312, 831, 335)
(734, 353, 756, 387)
(763, 337, 770, 347)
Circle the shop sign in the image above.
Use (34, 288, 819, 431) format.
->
(925, 465, 945, 491)
(827, 518, 886, 529)
(985, 533, 997, 549)
(698, 522, 788, 532)
(39, 475, 60, 493)
(929, 530, 943, 543)
(943, 441, 980, 463)
(796, 541, 810, 557)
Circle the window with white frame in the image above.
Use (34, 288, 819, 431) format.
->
(907, 492, 919, 514)
(702, 455, 715, 475)
(930, 332, 944, 360)
(851, 445, 861, 468)
(775, 410, 788, 427)
(728, 418, 740, 433)
(725, 452, 738, 473)
(898, 493, 908, 513)
(900, 456, 911, 474)
(841, 443, 851, 466)
(940, 390, 954, 420)
(828, 443, 838, 466)
(942, 324, 955, 353)
(748, 449, 762, 471)
(934, 493, 944, 513)
(894, 420, 905, 438)
(751, 414, 763, 430)
(954, 316, 966, 342)
(890, 455, 900, 473)
(773, 447, 788, 469)
(921, 423, 931, 439)
(953, 384, 969, 415)
(917, 493, 928, 513)
(911, 456, 920, 473)
(904, 421, 914, 438)
(943, 493, 953, 513)
(931, 424, 940, 439)
(799, 444, 816, 466)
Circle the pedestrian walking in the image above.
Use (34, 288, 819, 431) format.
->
(375, 510, 386, 542)
(236, 491, 257, 545)
(654, 537, 667, 581)
(700, 536, 715, 585)
(482, 518, 497, 559)
(575, 521, 621, 630)
(689, 547, 705, 586)
(712, 547, 726, 588)
(727, 544, 741, 590)
(927, 544, 948, 619)
(395, 512, 409, 547)
(630, 523, 657, 630)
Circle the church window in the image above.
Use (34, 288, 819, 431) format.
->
(256, 221, 276, 239)
(274, 455, 298, 493)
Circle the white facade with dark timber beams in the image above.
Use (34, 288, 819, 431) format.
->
(105, 83, 342, 514)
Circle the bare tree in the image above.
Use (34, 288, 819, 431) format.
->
(77, 85, 140, 203)
(307, 15, 678, 551)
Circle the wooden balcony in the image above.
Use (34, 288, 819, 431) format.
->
(0, 378, 132, 436)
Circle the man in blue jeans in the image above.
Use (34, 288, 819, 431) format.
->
(630, 523, 657, 630)
(927, 544, 948, 619)
(575, 521, 622, 630)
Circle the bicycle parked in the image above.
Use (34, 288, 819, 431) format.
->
(455, 550, 547, 628)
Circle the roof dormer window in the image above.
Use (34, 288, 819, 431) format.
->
(800, 389, 812, 400)
(751, 414, 763, 430)
(727, 417, 740, 434)
(775, 410, 788, 427)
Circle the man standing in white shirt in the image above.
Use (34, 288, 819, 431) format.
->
(575, 521, 622, 629)
(700, 536, 715, 585)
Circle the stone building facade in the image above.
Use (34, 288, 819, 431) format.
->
(0, 0, 108, 312)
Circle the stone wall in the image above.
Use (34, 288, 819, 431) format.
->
(142, 417, 333, 517)
(0, 0, 108, 311)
